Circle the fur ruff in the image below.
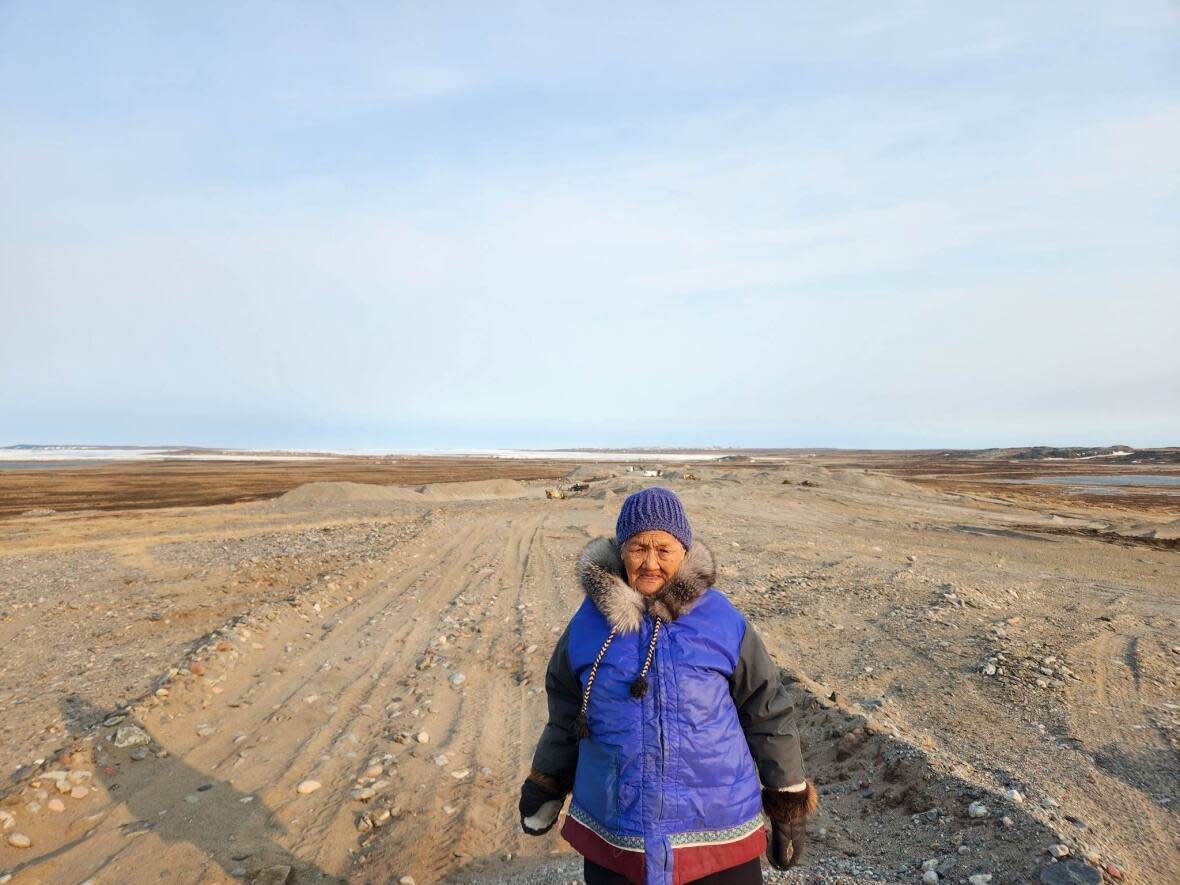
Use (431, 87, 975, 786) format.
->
(576, 536, 717, 633)
(761, 781, 819, 824)
(527, 766, 574, 796)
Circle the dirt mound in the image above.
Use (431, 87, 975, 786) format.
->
(564, 465, 619, 482)
(275, 481, 422, 507)
(833, 470, 925, 495)
(415, 478, 529, 500)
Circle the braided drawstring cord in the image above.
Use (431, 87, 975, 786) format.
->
(574, 617, 664, 739)
(629, 617, 662, 698)
(574, 625, 617, 739)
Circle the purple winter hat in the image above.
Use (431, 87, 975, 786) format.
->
(615, 486, 692, 550)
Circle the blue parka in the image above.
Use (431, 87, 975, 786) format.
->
(529, 536, 807, 885)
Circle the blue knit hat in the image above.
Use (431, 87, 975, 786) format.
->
(615, 486, 692, 551)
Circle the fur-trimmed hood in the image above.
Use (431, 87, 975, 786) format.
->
(575, 536, 717, 633)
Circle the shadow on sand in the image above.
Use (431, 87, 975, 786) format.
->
(2, 696, 344, 884)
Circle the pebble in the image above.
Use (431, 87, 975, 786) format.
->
(921, 860, 938, 872)
(364, 764, 383, 779)
(448, 673, 466, 687)
(70, 786, 90, 800)
(131, 747, 149, 761)
(55, 779, 73, 794)
(1049, 843, 1070, 858)
(922, 872, 938, 885)
(399, 877, 416, 885)
(968, 876, 991, 885)
(967, 801, 989, 818)
(451, 769, 470, 779)
(415, 732, 430, 744)
(8, 833, 32, 848)
(351, 787, 376, 802)
(189, 661, 206, 677)
(195, 724, 217, 737)
(67, 770, 91, 784)
(296, 780, 322, 795)
(0, 810, 15, 830)
(1004, 789, 1023, 803)
(47, 798, 66, 813)
(1001, 816, 1015, 828)
(112, 725, 151, 748)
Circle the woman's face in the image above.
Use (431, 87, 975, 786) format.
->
(621, 529, 687, 596)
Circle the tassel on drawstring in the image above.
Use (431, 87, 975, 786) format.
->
(574, 711, 589, 739)
(630, 675, 648, 698)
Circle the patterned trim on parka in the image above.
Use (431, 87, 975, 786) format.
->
(567, 800, 765, 850)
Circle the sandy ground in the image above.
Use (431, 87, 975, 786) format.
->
(0, 460, 1177, 885)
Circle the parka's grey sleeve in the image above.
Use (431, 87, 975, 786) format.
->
(529, 623, 581, 780)
(729, 621, 806, 789)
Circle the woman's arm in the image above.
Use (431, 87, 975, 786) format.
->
(728, 620, 806, 788)
(729, 619, 818, 869)
(520, 622, 581, 835)
(530, 622, 581, 783)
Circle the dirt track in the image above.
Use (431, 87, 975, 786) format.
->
(0, 462, 1177, 884)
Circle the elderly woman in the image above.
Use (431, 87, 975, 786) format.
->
(519, 487, 818, 885)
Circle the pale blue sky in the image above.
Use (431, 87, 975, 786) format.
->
(2, 2, 1177, 450)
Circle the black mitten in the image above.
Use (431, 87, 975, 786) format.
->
(519, 770, 567, 836)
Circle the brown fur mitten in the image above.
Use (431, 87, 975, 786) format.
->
(762, 781, 819, 869)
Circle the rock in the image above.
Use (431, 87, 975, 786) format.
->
(112, 725, 151, 748)
(7, 833, 31, 848)
(1038, 860, 1101, 885)
(296, 780, 322, 795)
(196, 724, 217, 737)
(921, 859, 938, 872)
(1004, 789, 1023, 803)
(983, 663, 997, 676)
(448, 673, 466, 687)
(1049, 844, 1070, 858)
(189, 661, 206, 677)
(923, 872, 939, 885)
(351, 787, 376, 802)
(399, 877, 416, 885)
(969, 876, 992, 885)
(415, 731, 429, 744)
(968, 801, 989, 818)
(1105, 863, 1123, 880)
(70, 786, 90, 799)
(253, 865, 293, 885)
(450, 769, 470, 779)
(47, 797, 66, 812)
(131, 747, 149, 761)
(0, 810, 15, 830)
(1001, 816, 1015, 828)
(363, 764, 383, 778)
(67, 770, 91, 784)
(55, 779, 73, 794)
